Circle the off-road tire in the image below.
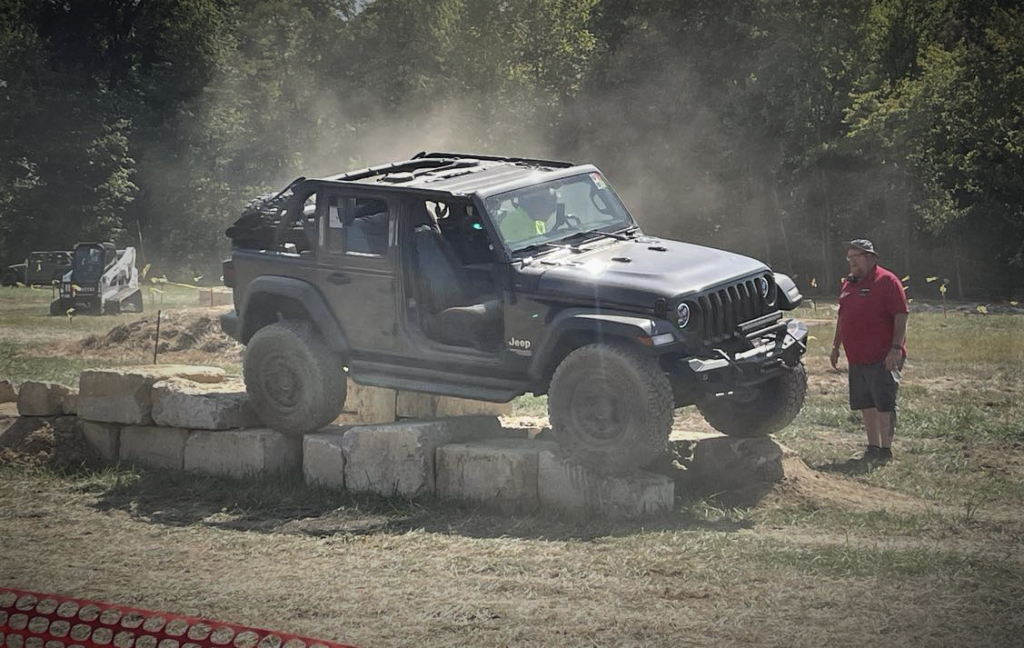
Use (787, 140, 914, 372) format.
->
(243, 320, 347, 435)
(548, 343, 674, 473)
(696, 361, 807, 438)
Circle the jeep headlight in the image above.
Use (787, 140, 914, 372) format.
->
(758, 275, 777, 307)
(756, 276, 769, 299)
(676, 302, 691, 328)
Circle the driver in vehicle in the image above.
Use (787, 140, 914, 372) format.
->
(498, 188, 556, 246)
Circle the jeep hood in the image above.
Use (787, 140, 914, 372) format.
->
(528, 237, 769, 307)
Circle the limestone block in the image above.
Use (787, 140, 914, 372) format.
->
(119, 425, 189, 470)
(80, 421, 121, 462)
(303, 425, 348, 488)
(395, 391, 436, 419)
(342, 416, 502, 497)
(538, 451, 674, 519)
(333, 379, 396, 425)
(436, 438, 558, 514)
(0, 380, 16, 404)
(184, 428, 301, 477)
(395, 391, 512, 419)
(78, 365, 226, 425)
(197, 288, 233, 306)
(690, 437, 787, 492)
(436, 396, 512, 418)
(61, 392, 78, 416)
(17, 381, 74, 416)
(151, 377, 258, 430)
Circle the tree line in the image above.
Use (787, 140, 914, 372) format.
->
(1, 0, 1021, 298)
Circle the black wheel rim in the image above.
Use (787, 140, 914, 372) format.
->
(566, 379, 628, 445)
(260, 352, 301, 410)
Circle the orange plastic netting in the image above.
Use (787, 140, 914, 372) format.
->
(0, 588, 357, 648)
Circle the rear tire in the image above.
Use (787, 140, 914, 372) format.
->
(696, 361, 807, 438)
(243, 320, 347, 435)
(548, 343, 673, 473)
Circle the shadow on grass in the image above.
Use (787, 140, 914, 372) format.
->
(813, 456, 886, 477)
(84, 465, 755, 542)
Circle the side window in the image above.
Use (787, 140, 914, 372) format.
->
(325, 195, 390, 257)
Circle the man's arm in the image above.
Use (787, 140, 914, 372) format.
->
(830, 318, 842, 370)
(885, 312, 908, 370)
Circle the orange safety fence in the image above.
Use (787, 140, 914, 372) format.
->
(0, 588, 358, 648)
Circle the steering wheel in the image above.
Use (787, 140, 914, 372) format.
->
(551, 212, 581, 231)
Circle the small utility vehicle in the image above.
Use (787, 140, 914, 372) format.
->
(221, 153, 808, 472)
(50, 242, 143, 315)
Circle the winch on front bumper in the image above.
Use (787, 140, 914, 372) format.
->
(683, 318, 808, 395)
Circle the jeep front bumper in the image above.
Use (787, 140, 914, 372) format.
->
(684, 318, 808, 393)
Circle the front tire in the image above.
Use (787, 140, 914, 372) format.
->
(548, 344, 673, 473)
(696, 361, 807, 438)
(243, 320, 347, 435)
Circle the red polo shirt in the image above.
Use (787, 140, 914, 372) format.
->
(837, 264, 908, 365)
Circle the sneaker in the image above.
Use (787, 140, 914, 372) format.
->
(854, 445, 881, 461)
(876, 447, 893, 463)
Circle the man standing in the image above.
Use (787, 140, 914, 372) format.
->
(830, 239, 909, 462)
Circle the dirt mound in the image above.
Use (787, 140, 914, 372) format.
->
(81, 309, 243, 357)
(762, 456, 926, 512)
(0, 416, 98, 468)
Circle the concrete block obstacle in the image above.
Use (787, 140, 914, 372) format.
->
(537, 450, 675, 520)
(184, 428, 301, 478)
(690, 436, 788, 492)
(340, 416, 502, 497)
(303, 426, 348, 488)
(0, 379, 17, 404)
(16, 381, 74, 417)
(120, 425, 190, 470)
(80, 421, 120, 462)
(4, 362, 802, 520)
(396, 391, 512, 419)
(436, 437, 558, 514)
(334, 380, 397, 425)
(78, 365, 226, 425)
(151, 377, 258, 430)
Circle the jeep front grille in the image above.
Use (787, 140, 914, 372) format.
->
(697, 277, 770, 342)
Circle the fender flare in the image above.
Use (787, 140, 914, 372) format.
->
(774, 272, 803, 310)
(239, 276, 350, 353)
(527, 309, 669, 382)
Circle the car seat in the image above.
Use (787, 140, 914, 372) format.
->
(408, 202, 501, 349)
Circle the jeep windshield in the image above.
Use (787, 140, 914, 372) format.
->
(483, 172, 635, 254)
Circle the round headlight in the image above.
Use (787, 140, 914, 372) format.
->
(756, 276, 770, 299)
(676, 302, 691, 328)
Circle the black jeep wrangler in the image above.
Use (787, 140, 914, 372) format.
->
(221, 152, 808, 472)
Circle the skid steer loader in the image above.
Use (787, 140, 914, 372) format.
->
(49, 242, 144, 315)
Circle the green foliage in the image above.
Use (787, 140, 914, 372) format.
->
(0, 0, 1021, 295)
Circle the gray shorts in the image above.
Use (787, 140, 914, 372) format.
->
(849, 362, 899, 412)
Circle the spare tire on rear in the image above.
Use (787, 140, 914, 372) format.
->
(243, 320, 347, 435)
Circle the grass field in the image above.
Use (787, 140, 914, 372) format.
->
(1, 287, 1022, 646)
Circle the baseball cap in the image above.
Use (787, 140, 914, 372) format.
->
(844, 239, 878, 256)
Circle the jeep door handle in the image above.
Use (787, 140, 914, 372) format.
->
(327, 272, 351, 285)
